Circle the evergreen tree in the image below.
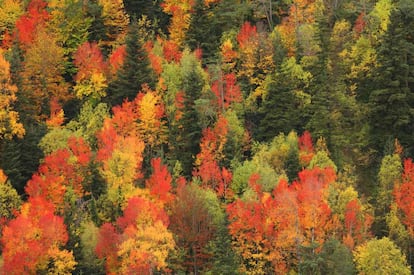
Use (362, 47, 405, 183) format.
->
(175, 52, 205, 176)
(0, 124, 46, 195)
(106, 21, 155, 107)
(257, 57, 311, 141)
(369, 0, 414, 157)
(123, 0, 169, 34)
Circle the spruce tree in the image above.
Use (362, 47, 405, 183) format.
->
(107, 21, 155, 107)
(369, 0, 414, 156)
(177, 53, 205, 176)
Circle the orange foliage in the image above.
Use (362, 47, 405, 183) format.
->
(96, 196, 174, 274)
(74, 42, 107, 82)
(163, 40, 182, 62)
(25, 137, 91, 211)
(1, 197, 72, 274)
(394, 158, 414, 237)
(108, 45, 126, 76)
(298, 131, 314, 166)
(146, 158, 173, 204)
(144, 41, 163, 75)
(211, 73, 242, 111)
(237, 22, 258, 49)
(14, 0, 49, 47)
(45, 97, 64, 127)
(162, 0, 194, 46)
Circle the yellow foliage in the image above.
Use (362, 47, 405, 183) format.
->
(0, 0, 23, 33)
(74, 72, 108, 101)
(162, 0, 193, 46)
(0, 50, 25, 140)
(117, 221, 175, 273)
(46, 247, 77, 275)
(137, 90, 167, 148)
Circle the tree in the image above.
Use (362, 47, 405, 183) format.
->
(19, 28, 70, 121)
(369, 0, 414, 156)
(0, 49, 24, 140)
(169, 182, 225, 274)
(394, 158, 414, 238)
(13, 0, 49, 48)
(171, 50, 207, 176)
(162, 0, 193, 47)
(319, 239, 356, 275)
(1, 197, 76, 274)
(73, 41, 108, 102)
(98, 0, 129, 51)
(25, 136, 92, 212)
(107, 22, 155, 107)
(96, 196, 175, 274)
(354, 237, 411, 275)
(47, 0, 92, 59)
(0, 124, 46, 194)
(0, 170, 21, 242)
(257, 57, 311, 141)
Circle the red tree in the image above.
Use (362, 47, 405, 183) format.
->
(394, 158, 414, 237)
(14, 0, 49, 47)
(1, 197, 74, 274)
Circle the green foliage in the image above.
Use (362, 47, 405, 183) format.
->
(354, 237, 411, 275)
(107, 21, 155, 106)
(0, 124, 46, 194)
(0, 179, 21, 221)
(369, 0, 414, 156)
(319, 239, 356, 275)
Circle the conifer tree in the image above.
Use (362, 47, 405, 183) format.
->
(369, 0, 414, 156)
(107, 21, 155, 107)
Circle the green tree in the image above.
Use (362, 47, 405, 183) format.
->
(173, 50, 207, 176)
(369, 0, 414, 156)
(107, 21, 155, 107)
(0, 124, 45, 194)
(374, 153, 402, 236)
(354, 237, 411, 275)
(257, 57, 311, 141)
(319, 239, 356, 275)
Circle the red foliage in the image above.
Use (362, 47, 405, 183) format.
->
(169, 183, 217, 273)
(194, 47, 203, 60)
(1, 197, 69, 274)
(211, 73, 242, 111)
(237, 21, 258, 49)
(298, 131, 314, 166)
(163, 40, 182, 62)
(146, 158, 173, 204)
(144, 41, 163, 75)
(96, 196, 171, 274)
(14, 0, 49, 47)
(353, 12, 366, 35)
(25, 137, 91, 210)
(394, 158, 414, 237)
(343, 198, 372, 249)
(109, 45, 126, 75)
(73, 42, 107, 82)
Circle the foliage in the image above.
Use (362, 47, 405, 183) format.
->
(354, 237, 411, 275)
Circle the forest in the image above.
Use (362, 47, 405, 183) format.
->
(0, 0, 413, 274)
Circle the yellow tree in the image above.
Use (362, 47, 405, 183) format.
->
(136, 86, 167, 153)
(0, 0, 24, 44)
(98, 0, 129, 50)
(162, 0, 193, 47)
(20, 28, 70, 121)
(0, 49, 24, 139)
(96, 196, 175, 274)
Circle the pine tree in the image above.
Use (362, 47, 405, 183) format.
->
(106, 21, 155, 107)
(369, 0, 414, 156)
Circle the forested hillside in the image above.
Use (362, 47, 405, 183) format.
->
(0, 0, 413, 274)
